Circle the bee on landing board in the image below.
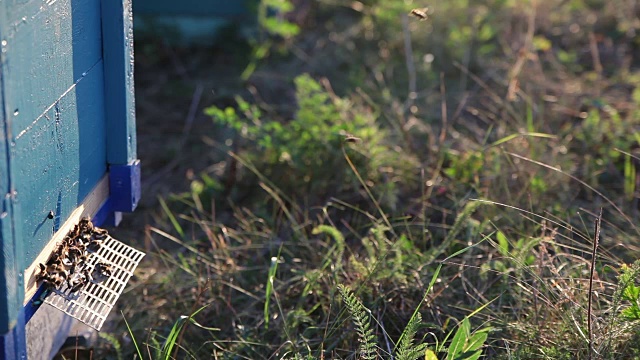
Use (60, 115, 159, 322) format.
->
(33, 217, 113, 299)
(95, 262, 112, 278)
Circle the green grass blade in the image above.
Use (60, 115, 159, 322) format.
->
(496, 231, 509, 257)
(264, 247, 282, 329)
(160, 304, 212, 359)
(121, 312, 143, 360)
(624, 153, 636, 200)
(186, 317, 220, 331)
(160, 317, 188, 359)
(465, 297, 498, 320)
(526, 104, 535, 133)
(487, 132, 555, 148)
(159, 197, 184, 238)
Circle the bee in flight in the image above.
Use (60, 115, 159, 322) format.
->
(410, 7, 429, 20)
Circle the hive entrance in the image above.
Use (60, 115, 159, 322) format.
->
(37, 219, 145, 331)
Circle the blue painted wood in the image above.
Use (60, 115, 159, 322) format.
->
(0, 194, 24, 335)
(133, 0, 252, 16)
(110, 160, 141, 213)
(0, 158, 25, 357)
(7, 0, 102, 139)
(0, 0, 124, 353)
(4, 0, 107, 269)
(133, 0, 256, 45)
(102, 0, 137, 165)
(0, 0, 25, 339)
(0, 308, 26, 360)
(0, 0, 139, 355)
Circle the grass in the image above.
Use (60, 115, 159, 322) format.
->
(99, 0, 640, 358)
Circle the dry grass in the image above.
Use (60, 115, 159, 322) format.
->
(97, 0, 640, 358)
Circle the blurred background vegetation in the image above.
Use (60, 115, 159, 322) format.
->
(98, 0, 640, 358)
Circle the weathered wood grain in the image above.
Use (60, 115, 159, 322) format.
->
(3, 0, 107, 271)
(102, 0, 137, 165)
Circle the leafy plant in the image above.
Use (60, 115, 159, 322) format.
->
(338, 284, 378, 360)
(205, 73, 417, 209)
(348, 223, 414, 286)
(572, 98, 640, 195)
(615, 260, 640, 321)
(243, 0, 300, 79)
(338, 283, 491, 360)
(98, 332, 123, 360)
(444, 318, 489, 360)
(395, 313, 429, 360)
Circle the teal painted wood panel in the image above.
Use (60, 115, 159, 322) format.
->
(0, 1, 27, 336)
(0, 117, 22, 335)
(6, 0, 102, 137)
(0, 0, 108, 334)
(102, 0, 137, 165)
(133, 0, 253, 16)
(133, 0, 258, 45)
(4, 0, 107, 268)
(13, 68, 106, 266)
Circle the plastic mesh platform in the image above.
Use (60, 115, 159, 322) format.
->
(44, 235, 145, 331)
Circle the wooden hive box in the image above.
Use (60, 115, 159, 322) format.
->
(133, 0, 255, 44)
(0, 0, 140, 358)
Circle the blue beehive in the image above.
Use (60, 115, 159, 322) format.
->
(133, 0, 254, 44)
(0, 0, 140, 358)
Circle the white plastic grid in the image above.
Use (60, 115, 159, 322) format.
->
(44, 235, 145, 331)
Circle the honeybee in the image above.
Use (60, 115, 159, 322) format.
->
(80, 232, 92, 243)
(68, 270, 88, 293)
(68, 224, 80, 238)
(50, 273, 65, 288)
(35, 263, 49, 282)
(79, 217, 94, 232)
(88, 239, 103, 252)
(93, 227, 108, 240)
(344, 134, 362, 143)
(410, 7, 429, 20)
(95, 262, 112, 278)
(36, 263, 67, 288)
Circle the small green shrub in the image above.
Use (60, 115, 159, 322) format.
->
(338, 284, 378, 360)
(443, 317, 490, 360)
(396, 313, 429, 360)
(615, 260, 640, 322)
(205, 73, 418, 210)
(243, 0, 300, 79)
(338, 284, 491, 360)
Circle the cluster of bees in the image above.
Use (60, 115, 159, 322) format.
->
(36, 217, 112, 293)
